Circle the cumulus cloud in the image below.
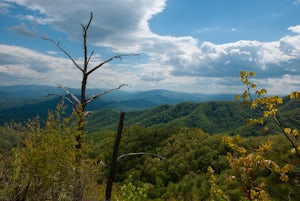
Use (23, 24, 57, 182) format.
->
(1, 0, 300, 94)
(5, 0, 166, 52)
(0, 44, 79, 86)
(5, 1, 300, 76)
(170, 35, 300, 78)
(288, 25, 300, 33)
(0, 44, 144, 90)
(134, 30, 300, 81)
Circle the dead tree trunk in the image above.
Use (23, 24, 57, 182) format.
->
(105, 111, 125, 201)
(43, 12, 138, 201)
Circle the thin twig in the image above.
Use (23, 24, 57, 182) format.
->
(82, 12, 93, 32)
(42, 37, 83, 72)
(87, 54, 139, 76)
(86, 50, 94, 66)
(86, 84, 128, 103)
(117, 152, 165, 161)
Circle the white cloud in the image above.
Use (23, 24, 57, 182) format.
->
(5, 0, 166, 52)
(0, 44, 144, 90)
(288, 25, 300, 33)
(1, 0, 300, 94)
(0, 44, 80, 86)
(168, 33, 300, 79)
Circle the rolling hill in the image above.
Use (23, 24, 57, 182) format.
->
(0, 85, 234, 124)
(1, 85, 299, 137)
(86, 101, 261, 134)
(86, 96, 300, 136)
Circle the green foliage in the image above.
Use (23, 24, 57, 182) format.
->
(207, 166, 230, 201)
(85, 124, 300, 200)
(230, 70, 300, 200)
(117, 175, 148, 201)
(223, 135, 294, 200)
(0, 102, 102, 200)
(86, 101, 259, 135)
(0, 121, 26, 153)
(237, 70, 300, 157)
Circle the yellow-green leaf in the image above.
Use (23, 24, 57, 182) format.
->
(290, 91, 300, 99)
(291, 148, 296, 154)
(248, 71, 255, 77)
(292, 129, 299, 137)
(284, 128, 291, 135)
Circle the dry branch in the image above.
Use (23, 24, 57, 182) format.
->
(57, 85, 80, 105)
(117, 152, 165, 161)
(42, 37, 83, 72)
(86, 83, 128, 104)
(87, 53, 139, 76)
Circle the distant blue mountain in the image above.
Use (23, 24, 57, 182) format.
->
(0, 84, 234, 103)
(0, 85, 235, 124)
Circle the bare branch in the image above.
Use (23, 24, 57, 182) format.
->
(57, 85, 81, 106)
(42, 36, 83, 72)
(87, 54, 139, 76)
(47, 93, 76, 109)
(86, 84, 128, 104)
(117, 152, 165, 161)
(87, 50, 94, 66)
(81, 12, 93, 32)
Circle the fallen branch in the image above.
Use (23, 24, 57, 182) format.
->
(117, 152, 165, 161)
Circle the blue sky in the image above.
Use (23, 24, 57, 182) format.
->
(1, 0, 300, 94)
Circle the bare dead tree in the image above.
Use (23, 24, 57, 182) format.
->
(43, 12, 138, 201)
(105, 111, 125, 201)
(44, 12, 164, 201)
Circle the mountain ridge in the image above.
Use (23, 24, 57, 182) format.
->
(0, 85, 235, 124)
(86, 97, 300, 136)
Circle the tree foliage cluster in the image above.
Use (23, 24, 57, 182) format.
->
(86, 97, 300, 138)
(86, 101, 263, 134)
(0, 103, 102, 200)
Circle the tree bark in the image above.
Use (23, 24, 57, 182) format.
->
(105, 111, 125, 201)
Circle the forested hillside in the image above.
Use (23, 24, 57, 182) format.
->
(1, 94, 300, 200)
(87, 97, 300, 136)
(86, 101, 259, 134)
